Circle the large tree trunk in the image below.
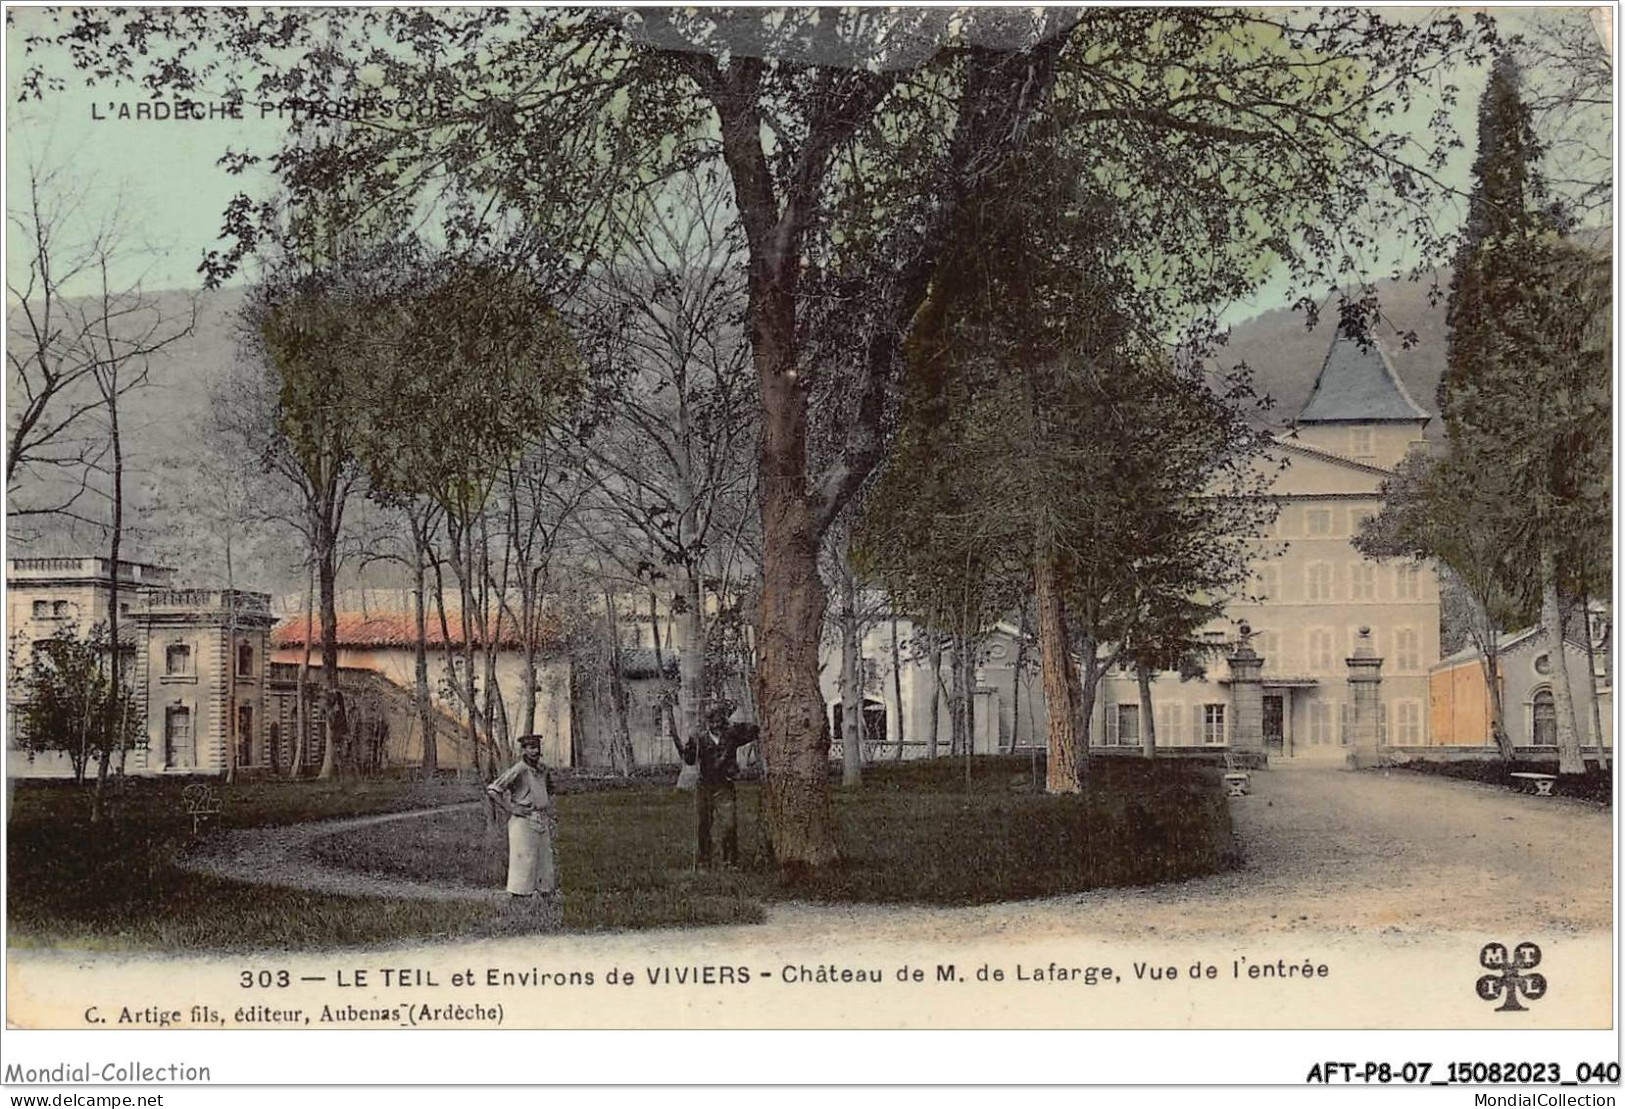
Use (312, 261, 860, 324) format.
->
(224, 536, 238, 787)
(1009, 605, 1028, 755)
(477, 515, 511, 762)
(290, 558, 314, 778)
(927, 638, 942, 759)
(1079, 651, 1103, 760)
(1035, 550, 1083, 794)
(890, 616, 906, 761)
(315, 505, 348, 784)
(674, 569, 706, 744)
(602, 583, 635, 775)
(949, 633, 968, 757)
(450, 521, 484, 778)
(1479, 645, 1513, 761)
(752, 298, 839, 872)
(838, 555, 863, 787)
(1539, 544, 1585, 775)
(413, 512, 437, 775)
(91, 397, 124, 824)
(1137, 661, 1158, 759)
(1581, 603, 1607, 768)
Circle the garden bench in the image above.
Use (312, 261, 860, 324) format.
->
(182, 784, 224, 833)
(1509, 772, 1557, 797)
(1222, 751, 1250, 797)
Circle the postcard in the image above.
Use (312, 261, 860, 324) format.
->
(3, 4, 1616, 1085)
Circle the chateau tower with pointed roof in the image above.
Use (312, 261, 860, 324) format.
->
(1293, 329, 1430, 470)
(1094, 326, 1444, 761)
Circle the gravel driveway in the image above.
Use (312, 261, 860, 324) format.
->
(821, 764, 1612, 945)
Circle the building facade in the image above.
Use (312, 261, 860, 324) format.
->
(1095, 331, 1442, 759)
(269, 612, 574, 769)
(1429, 624, 1613, 754)
(7, 558, 275, 778)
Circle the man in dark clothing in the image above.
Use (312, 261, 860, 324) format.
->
(675, 702, 757, 867)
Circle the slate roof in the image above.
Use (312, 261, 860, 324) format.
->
(1297, 330, 1431, 424)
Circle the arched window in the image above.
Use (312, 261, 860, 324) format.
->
(1531, 688, 1557, 746)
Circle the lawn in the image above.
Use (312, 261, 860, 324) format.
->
(6, 776, 503, 951)
(313, 756, 1239, 906)
(8, 757, 1238, 952)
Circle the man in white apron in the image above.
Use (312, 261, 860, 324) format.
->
(487, 735, 558, 901)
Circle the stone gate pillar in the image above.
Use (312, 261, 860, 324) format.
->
(1228, 623, 1265, 758)
(1346, 626, 1384, 769)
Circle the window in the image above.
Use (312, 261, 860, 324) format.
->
(1202, 704, 1227, 745)
(1108, 704, 1140, 747)
(1348, 563, 1377, 601)
(237, 642, 254, 677)
(1306, 508, 1334, 537)
(238, 705, 254, 767)
(1351, 428, 1374, 457)
(31, 600, 49, 619)
(1531, 689, 1557, 746)
(1156, 704, 1181, 745)
(1395, 701, 1422, 745)
(1253, 564, 1279, 603)
(860, 658, 880, 689)
(164, 705, 194, 768)
(52, 600, 69, 617)
(1533, 653, 1552, 676)
(1306, 563, 1334, 602)
(1308, 701, 1334, 745)
(1256, 630, 1280, 666)
(1308, 629, 1335, 673)
(165, 643, 192, 676)
(1395, 563, 1421, 600)
(1395, 628, 1420, 672)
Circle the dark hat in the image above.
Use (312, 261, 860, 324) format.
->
(517, 734, 543, 749)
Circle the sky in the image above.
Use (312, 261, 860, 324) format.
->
(3, 6, 1611, 321)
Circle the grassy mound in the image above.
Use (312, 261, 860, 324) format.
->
(312, 756, 1239, 910)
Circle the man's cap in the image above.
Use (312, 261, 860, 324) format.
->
(517, 734, 543, 749)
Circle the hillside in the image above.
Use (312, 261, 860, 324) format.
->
(1219, 274, 1452, 440)
(0, 268, 1511, 594)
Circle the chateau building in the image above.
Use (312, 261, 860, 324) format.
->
(6, 557, 275, 777)
(1095, 330, 1441, 759)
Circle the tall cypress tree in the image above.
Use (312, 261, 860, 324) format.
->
(1439, 52, 1610, 775)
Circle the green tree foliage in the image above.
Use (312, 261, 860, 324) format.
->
(15, 625, 143, 788)
(1431, 53, 1611, 771)
(245, 242, 419, 779)
(18, 7, 1492, 866)
(1356, 449, 1533, 758)
(857, 137, 1275, 790)
(353, 251, 585, 775)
